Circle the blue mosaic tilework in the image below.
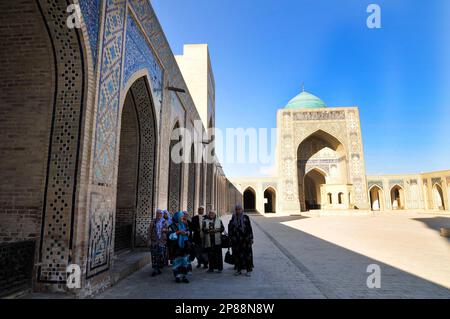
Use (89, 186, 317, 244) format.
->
(124, 13, 163, 109)
(79, 0, 101, 67)
(93, 0, 126, 185)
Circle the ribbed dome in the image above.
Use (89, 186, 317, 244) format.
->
(285, 91, 326, 109)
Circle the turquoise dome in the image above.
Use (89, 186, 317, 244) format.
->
(285, 91, 326, 109)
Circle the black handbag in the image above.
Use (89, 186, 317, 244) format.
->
(221, 233, 231, 249)
(224, 248, 234, 265)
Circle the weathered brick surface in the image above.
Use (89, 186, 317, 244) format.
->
(0, 0, 54, 244)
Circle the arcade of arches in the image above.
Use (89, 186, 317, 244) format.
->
(0, 1, 238, 297)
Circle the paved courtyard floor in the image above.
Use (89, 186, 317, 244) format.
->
(96, 212, 450, 299)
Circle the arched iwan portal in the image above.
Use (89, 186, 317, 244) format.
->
(264, 188, 276, 213)
(115, 77, 157, 252)
(390, 185, 405, 210)
(304, 169, 326, 210)
(297, 130, 348, 212)
(243, 187, 256, 212)
(432, 184, 445, 210)
(369, 185, 384, 211)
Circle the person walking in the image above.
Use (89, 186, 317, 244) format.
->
(191, 206, 208, 268)
(203, 210, 225, 273)
(148, 209, 169, 277)
(228, 204, 254, 276)
(168, 211, 192, 283)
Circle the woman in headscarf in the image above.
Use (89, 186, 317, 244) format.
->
(163, 209, 173, 265)
(148, 209, 169, 277)
(168, 211, 192, 283)
(163, 209, 172, 225)
(228, 204, 254, 276)
(202, 210, 225, 273)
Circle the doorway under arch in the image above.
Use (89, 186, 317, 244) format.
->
(369, 185, 384, 211)
(264, 188, 276, 213)
(432, 184, 445, 210)
(115, 77, 157, 253)
(297, 130, 348, 212)
(304, 169, 326, 210)
(390, 185, 405, 210)
(243, 187, 256, 212)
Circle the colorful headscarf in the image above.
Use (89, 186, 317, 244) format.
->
(232, 204, 246, 232)
(163, 209, 172, 225)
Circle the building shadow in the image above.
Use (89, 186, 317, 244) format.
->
(412, 216, 450, 242)
(252, 217, 450, 298)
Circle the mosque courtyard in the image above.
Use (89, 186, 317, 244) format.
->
(92, 212, 450, 299)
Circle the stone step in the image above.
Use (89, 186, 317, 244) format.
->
(111, 250, 152, 285)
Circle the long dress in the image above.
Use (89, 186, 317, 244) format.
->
(168, 222, 191, 279)
(148, 218, 168, 271)
(228, 214, 254, 272)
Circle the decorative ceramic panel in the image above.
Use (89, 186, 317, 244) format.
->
(123, 13, 163, 110)
(368, 180, 383, 189)
(92, 0, 126, 186)
(87, 193, 114, 278)
(79, 0, 101, 67)
(293, 110, 345, 121)
(431, 177, 442, 186)
(36, 0, 85, 284)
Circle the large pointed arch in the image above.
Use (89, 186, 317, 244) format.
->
(114, 76, 158, 252)
(297, 130, 348, 212)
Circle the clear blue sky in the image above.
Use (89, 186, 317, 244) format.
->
(152, 0, 450, 177)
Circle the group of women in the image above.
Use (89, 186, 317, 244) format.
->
(147, 205, 254, 284)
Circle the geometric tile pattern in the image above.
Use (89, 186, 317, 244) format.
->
(368, 180, 384, 189)
(431, 177, 442, 186)
(79, 0, 101, 67)
(187, 146, 196, 216)
(128, 78, 157, 247)
(92, 0, 126, 186)
(36, 0, 85, 284)
(389, 179, 404, 188)
(200, 161, 205, 207)
(168, 136, 182, 213)
(124, 13, 163, 109)
(87, 192, 114, 278)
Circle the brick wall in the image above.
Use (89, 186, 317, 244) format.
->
(0, 0, 54, 244)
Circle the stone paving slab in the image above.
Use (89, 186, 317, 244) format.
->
(95, 215, 324, 299)
(253, 213, 450, 299)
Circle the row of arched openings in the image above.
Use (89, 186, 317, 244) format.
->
(369, 183, 446, 211)
(242, 187, 277, 214)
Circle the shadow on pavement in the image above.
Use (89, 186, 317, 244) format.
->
(252, 216, 450, 299)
